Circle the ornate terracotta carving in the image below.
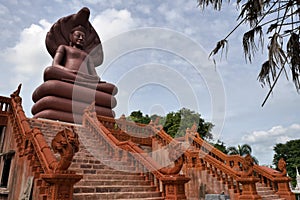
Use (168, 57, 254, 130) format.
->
(185, 122, 201, 143)
(31, 7, 118, 123)
(159, 143, 184, 175)
(50, 128, 79, 171)
(240, 154, 254, 177)
(277, 158, 287, 176)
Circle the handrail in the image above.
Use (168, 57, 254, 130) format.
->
(83, 110, 191, 199)
(9, 93, 60, 173)
(84, 112, 166, 179)
(98, 115, 155, 138)
(151, 126, 243, 194)
(96, 115, 294, 199)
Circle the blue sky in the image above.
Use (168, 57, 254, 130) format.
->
(0, 0, 299, 165)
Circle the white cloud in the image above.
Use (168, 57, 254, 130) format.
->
(2, 19, 51, 86)
(241, 124, 300, 165)
(92, 9, 138, 41)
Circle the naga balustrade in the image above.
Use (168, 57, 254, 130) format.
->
(186, 133, 294, 199)
(95, 115, 295, 199)
(8, 87, 82, 200)
(148, 126, 245, 198)
(253, 165, 295, 200)
(97, 115, 154, 146)
(84, 110, 190, 199)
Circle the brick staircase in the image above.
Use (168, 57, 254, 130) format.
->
(256, 183, 286, 200)
(70, 125, 163, 200)
(27, 116, 294, 200)
(28, 118, 164, 200)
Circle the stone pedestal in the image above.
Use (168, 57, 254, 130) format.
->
(41, 173, 82, 200)
(237, 177, 262, 200)
(161, 175, 190, 200)
(275, 177, 296, 200)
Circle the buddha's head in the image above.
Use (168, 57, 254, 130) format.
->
(70, 25, 86, 49)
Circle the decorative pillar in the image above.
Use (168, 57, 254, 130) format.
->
(161, 175, 190, 200)
(274, 176, 296, 200)
(41, 173, 82, 200)
(237, 154, 262, 200)
(237, 177, 262, 200)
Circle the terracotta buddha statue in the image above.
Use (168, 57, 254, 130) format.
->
(31, 7, 117, 123)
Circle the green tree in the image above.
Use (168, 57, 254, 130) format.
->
(129, 110, 151, 124)
(214, 140, 228, 154)
(227, 144, 259, 164)
(197, 0, 300, 104)
(162, 108, 214, 139)
(129, 108, 214, 140)
(273, 139, 300, 187)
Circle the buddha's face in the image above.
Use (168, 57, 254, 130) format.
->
(71, 30, 86, 49)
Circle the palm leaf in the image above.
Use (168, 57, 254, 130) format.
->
(243, 26, 263, 62)
(287, 33, 300, 91)
(209, 39, 228, 58)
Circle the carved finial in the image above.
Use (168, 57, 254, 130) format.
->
(151, 117, 163, 130)
(278, 158, 287, 176)
(190, 122, 197, 133)
(119, 114, 126, 121)
(240, 154, 254, 177)
(11, 84, 22, 103)
(185, 122, 200, 141)
(11, 84, 22, 98)
(148, 120, 154, 126)
(50, 128, 79, 171)
(159, 143, 184, 175)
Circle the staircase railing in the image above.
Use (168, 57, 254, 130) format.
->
(97, 115, 153, 146)
(9, 87, 82, 200)
(187, 134, 295, 199)
(161, 126, 295, 199)
(96, 115, 295, 199)
(83, 110, 190, 199)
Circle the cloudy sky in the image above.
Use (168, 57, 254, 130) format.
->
(0, 0, 299, 165)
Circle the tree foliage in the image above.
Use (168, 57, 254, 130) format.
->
(128, 110, 151, 124)
(214, 140, 229, 154)
(273, 139, 300, 187)
(162, 108, 214, 139)
(128, 108, 214, 140)
(197, 0, 300, 103)
(227, 144, 259, 164)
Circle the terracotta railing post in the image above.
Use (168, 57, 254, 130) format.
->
(238, 155, 262, 200)
(274, 176, 296, 200)
(41, 173, 82, 200)
(237, 176, 262, 200)
(161, 175, 190, 200)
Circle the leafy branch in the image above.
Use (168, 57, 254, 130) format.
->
(198, 0, 300, 105)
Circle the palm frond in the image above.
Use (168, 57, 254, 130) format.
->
(197, 0, 224, 10)
(287, 32, 300, 91)
(267, 23, 278, 33)
(238, 0, 264, 27)
(258, 60, 274, 88)
(209, 39, 228, 58)
(268, 33, 286, 71)
(243, 26, 263, 63)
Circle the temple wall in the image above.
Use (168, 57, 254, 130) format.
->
(0, 118, 33, 200)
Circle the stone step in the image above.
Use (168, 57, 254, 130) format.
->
(82, 174, 146, 181)
(73, 191, 162, 199)
(256, 183, 286, 200)
(76, 179, 152, 186)
(74, 185, 157, 193)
